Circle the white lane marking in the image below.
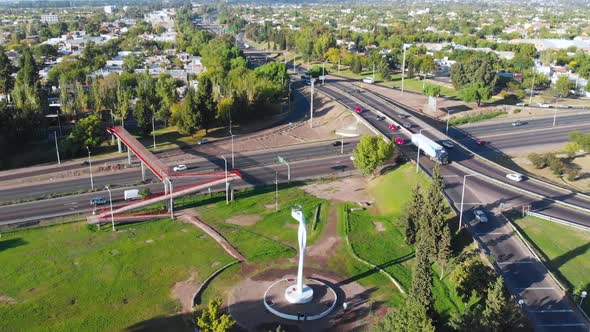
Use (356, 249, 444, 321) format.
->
(497, 261, 534, 265)
(538, 323, 586, 327)
(518, 287, 556, 291)
(476, 122, 590, 139)
(530, 310, 574, 313)
(475, 232, 505, 235)
(64, 202, 78, 205)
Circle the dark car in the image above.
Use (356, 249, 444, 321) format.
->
(398, 113, 409, 119)
(332, 141, 342, 147)
(403, 122, 413, 128)
(476, 140, 486, 146)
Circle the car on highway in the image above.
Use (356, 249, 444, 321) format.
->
(506, 173, 524, 182)
(402, 122, 413, 128)
(376, 115, 385, 121)
(198, 138, 209, 145)
(473, 209, 488, 223)
(362, 77, 375, 84)
(332, 141, 342, 147)
(173, 164, 188, 172)
(441, 140, 454, 149)
(476, 140, 486, 146)
(512, 120, 525, 127)
(516, 102, 527, 106)
(398, 113, 409, 119)
(350, 155, 355, 161)
(394, 137, 405, 145)
(354, 106, 363, 113)
(90, 197, 107, 205)
(388, 124, 398, 131)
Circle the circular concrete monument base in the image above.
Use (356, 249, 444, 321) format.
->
(263, 278, 337, 321)
(284, 284, 314, 304)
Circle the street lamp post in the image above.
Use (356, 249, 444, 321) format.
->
(529, 72, 535, 105)
(168, 179, 174, 219)
(401, 45, 408, 96)
(105, 186, 115, 231)
(553, 108, 557, 127)
(459, 174, 480, 230)
(275, 171, 279, 211)
(229, 120, 235, 169)
(221, 156, 228, 204)
(152, 116, 156, 149)
(278, 156, 290, 182)
(580, 291, 587, 306)
(310, 78, 316, 128)
(416, 129, 430, 173)
(54, 131, 61, 165)
(322, 61, 326, 85)
(86, 146, 94, 190)
(56, 109, 62, 137)
(446, 108, 450, 135)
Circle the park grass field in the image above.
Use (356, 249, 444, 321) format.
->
(0, 219, 233, 332)
(510, 213, 590, 315)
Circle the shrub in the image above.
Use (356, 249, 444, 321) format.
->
(139, 187, 152, 199)
(566, 167, 580, 181)
(547, 154, 566, 176)
(528, 153, 547, 169)
(513, 108, 521, 114)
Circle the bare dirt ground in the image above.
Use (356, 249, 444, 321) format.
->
(0, 295, 16, 304)
(512, 152, 590, 193)
(302, 176, 371, 204)
(171, 272, 200, 313)
(373, 221, 386, 232)
(225, 215, 262, 226)
(307, 206, 340, 267)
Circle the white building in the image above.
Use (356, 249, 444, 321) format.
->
(104, 5, 117, 14)
(41, 14, 59, 24)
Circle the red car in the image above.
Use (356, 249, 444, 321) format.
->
(388, 124, 398, 131)
(394, 137, 405, 145)
(354, 106, 362, 113)
(476, 140, 486, 146)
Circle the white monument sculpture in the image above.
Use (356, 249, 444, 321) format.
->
(285, 205, 314, 304)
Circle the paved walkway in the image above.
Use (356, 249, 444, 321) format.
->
(179, 211, 246, 262)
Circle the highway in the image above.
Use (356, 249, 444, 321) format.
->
(314, 76, 590, 330)
(322, 79, 590, 219)
(0, 139, 356, 202)
(456, 113, 590, 153)
(0, 154, 354, 227)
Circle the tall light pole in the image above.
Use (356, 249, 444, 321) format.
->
(278, 156, 290, 182)
(168, 179, 174, 219)
(86, 146, 94, 190)
(416, 128, 430, 173)
(529, 71, 536, 105)
(401, 45, 408, 96)
(275, 171, 279, 211)
(553, 108, 557, 127)
(580, 291, 587, 306)
(54, 131, 61, 165)
(229, 120, 235, 169)
(56, 108, 62, 137)
(322, 61, 326, 85)
(221, 155, 228, 204)
(310, 78, 316, 128)
(446, 108, 450, 135)
(105, 186, 115, 231)
(459, 174, 480, 230)
(152, 116, 156, 149)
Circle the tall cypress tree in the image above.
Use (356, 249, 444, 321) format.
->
(411, 237, 434, 316)
(437, 223, 452, 280)
(420, 164, 449, 259)
(195, 75, 215, 134)
(482, 277, 521, 331)
(401, 183, 424, 245)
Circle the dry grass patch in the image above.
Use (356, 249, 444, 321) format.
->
(225, 215, 262, 226)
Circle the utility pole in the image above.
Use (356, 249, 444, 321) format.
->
(275, 171, 278, 211)
(54, 131, 61, 165)
(221, 156, 228, 204)
(105, 186, 115, 231)
(529, 72, 535, 105)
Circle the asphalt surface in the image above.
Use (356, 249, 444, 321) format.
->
(0, 154, 354, 226)
(0, 139, 357, 202)
(315, 76, 590, 331)
(457, 113, 590, 153)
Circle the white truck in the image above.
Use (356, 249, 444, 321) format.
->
(124, 189, 140, 201)
(411, 134, 449, 164)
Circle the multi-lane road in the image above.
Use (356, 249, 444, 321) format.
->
(313, 75, 590, 331)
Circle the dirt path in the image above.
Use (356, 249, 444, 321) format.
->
(178, 211, 246, 262)
(307, 205, 340, 268)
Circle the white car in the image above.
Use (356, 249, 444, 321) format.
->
(516, 102, 527, 106)
(506, 173, 524, 182)
(362, 77, 375, 84)
(511, 120, 524, 127)
(473, 210, 488, 223)
(441, 140, 454, 149)
(173, 164, 188, 172)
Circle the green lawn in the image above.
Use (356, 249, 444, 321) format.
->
(342, 164, 464, 323)
(0, 219, 234, 332)
(510, 213, 590, 315)
(450, 111, 508, 125)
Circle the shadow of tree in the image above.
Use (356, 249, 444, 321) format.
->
(0, 238, 27, 252)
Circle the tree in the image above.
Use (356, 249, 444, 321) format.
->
(564, 142, 580, 158)
(352, 135, 396, 176)
(401, 184, 423, 245)
(458, 82, 492, 107)
(378, 58, 391, 80)
(351, 55, 362, 74)
(155, 73, 177, 124)
(115, 84, 131, 127)
(196, 296, 235, 332)
(450, 52, 498, 89)
(174, 87, 200, 135)
(482, 277, 523, 331)
(422, 84, 441, 97)
(450, 256, 496, 301)
(411, 238, 435, 316)
(59, 76, 74, 115)
(74, 82, 89, 114)
(449, 303, 484, 331)
(65, 114, 103, 154)
(123, 53, 144, 73)
(437, 224, 452, 280)
(377, 299, 435, 332)
(0, 46, 14, 97)
(554, 75, 571, 98)
(195, 75, 215, 134)
(419, 164, 449, 260)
